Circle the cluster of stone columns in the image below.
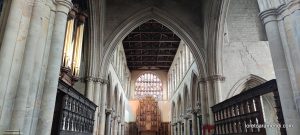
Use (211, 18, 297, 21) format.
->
(171, 110, 201, 135)
(257, 0, 300, 134)
(102, 109, 126, 135)
(171, 74, 225, 135)
(0, 0, 72, 134)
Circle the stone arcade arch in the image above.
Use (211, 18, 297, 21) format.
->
(183, 85, 190, 114)
(190, 71, 199, 109)
(99, 7, 207, 80)
(227, 74, 280, 135)
(227, 74, 267, 98)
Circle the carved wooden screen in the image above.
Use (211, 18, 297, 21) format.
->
(51, 80, 97, 135)
(211, 80, 286, 135)
(136, 96, 161, 134)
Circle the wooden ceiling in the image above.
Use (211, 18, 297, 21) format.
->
(123, 20, 180, 70)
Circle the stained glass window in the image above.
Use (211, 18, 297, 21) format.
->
(135, 73, 163, 100)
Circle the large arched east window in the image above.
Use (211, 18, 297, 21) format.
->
(135, 73, 163, 100)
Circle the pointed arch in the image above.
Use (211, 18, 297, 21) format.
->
(183, 84, 190, 113)
(172, 101, 176, 118)
(100, 7, 207, 79)
(190, 70, 199, 109)
(177, 95, 182, 117)
(226, 74, 267, 98)
(113, 85, 119, 112)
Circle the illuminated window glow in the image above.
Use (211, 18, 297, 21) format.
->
(135, 73, 163, 100)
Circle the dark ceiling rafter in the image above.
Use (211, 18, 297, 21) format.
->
(123, 20, 180, 70)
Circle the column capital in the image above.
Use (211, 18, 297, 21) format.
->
(94, 78, 109, 84)
(183, 114, 191, 120)
(105, 108, 113, 115)
(83, 76, 96, 82)
(259, 1, 300, 24)
(259, 8, 278, 24)
(198, 75, 225, 83)
(55, 0, 73, 14)
(207, 75, 225, 82)
(82, 76, 109, 84)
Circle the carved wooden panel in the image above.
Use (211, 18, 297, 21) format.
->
(136, 96, 161, 134)
(211, 80, 286, 135)
(51, 80, 97, 135)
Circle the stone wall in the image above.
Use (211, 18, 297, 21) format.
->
(226, 0, 266, 42)
(221, 0, 275, 101)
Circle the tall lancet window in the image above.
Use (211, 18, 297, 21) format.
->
(61, 4, 87, 85)
(135, 73, 163, 100)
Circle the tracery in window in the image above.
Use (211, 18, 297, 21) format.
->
(135, 73, 163, 100)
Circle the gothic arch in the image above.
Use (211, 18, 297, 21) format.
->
(118, 96, 123, 116)
(172, 101, 176, 118)
(206, 0, 230, 75)
(190, 71, 199, 108)
(183, 84, 190, 113)
(100, 7, 207, 79)
(113, 85, 119, 112)
(226, 74, 267, 98)
(177, 95, 182, 118)
(226, 74, 279, 134)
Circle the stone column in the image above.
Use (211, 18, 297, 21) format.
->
(9, 0, 51, 133)
(282, 9, 300, 108)
(110, 112, 115, 135)
(172, 123, 176, 135)
(121, 123, 124, 135)
(177, 121, 182, 135)
(117, 119, 121, 135)
(209, 75, 225, 103)
(183, 116, 189, 135)
(86, 77, 95, 101)
(199, 78, 208, 130)
(191, 111, 198, 135)
(205, 79, 215, 135)
(111, 115, 118, 135)
(0, 0, 33, 133)
(99, 82, 108, 135)
(260, 9, 300, 135)
(93, 80, 101, 135)
(35, 1, 72, 135)
(205, 80, 214, 125)
(114, 116, 120, 135)
(104, 109, 112, 135)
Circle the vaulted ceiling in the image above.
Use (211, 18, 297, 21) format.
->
(123, 20, 181, 70)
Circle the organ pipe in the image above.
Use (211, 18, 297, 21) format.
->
(72, 13, 86, 76)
